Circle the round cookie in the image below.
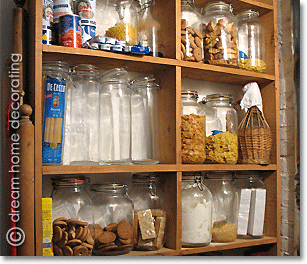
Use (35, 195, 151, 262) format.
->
(66, 239, 82, 248)
(82, 242, 94, 250)
(119, 237, 132, 245)
(66, 218, 79, 226)
(104, 223, 118, 233)
(54, 217, 67, 222)
(57, 231, 68, 248)
(53, 220, 67, 228)
(84, 233, 95, 245)
(193, 47, 202, 62)
(62, 245, 73, 256)
(73, 245, 88, 256)
(193, 28, 203, 39)
(75, 226, 84, 239)
(53, 244, 63, 256)
(189, 37, 197, 49)
(78, 226, 89, 241)
(186, 26, 195, 35)
(116, 220, 133, 240)
(181, 19, 187, 29)
(194, 36, 203, 48)
(52, 225, 62, 244)
(97, 231, 116, 244)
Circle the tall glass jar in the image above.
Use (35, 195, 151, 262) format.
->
(130, 76, 160, 164)
(99, 68, 131, 165)
(202, 1, 238, 67)
(51, 176, 95, 256)
(237, 9, 266, 73)
(182, 173, 212, 247)
(181, 90, 206, 164)
(42, 61, 71, 165)
(69, 64, 100, 165)
(90, 183, 134, 255)
(204, 172, 240, 242)
(181, 0, 204, 62)
(202, 94, 238, 164)
(129, 173, 167, 250)
(137, 0, 163, 57)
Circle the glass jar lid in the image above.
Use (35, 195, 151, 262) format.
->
(42, 61, 70, 73)
(100, 67, 129, 84)
(129, 76, 160, 90)
(203, 1, 232, 12)
(182, 172, 204, 191)
(132, 173, 159, 183)
(91, 183, 128, 194)
(181, 90, 198, 99)
(236, 9, 259, 20)
(73, 64, 101, 77)
(202, 93, 233, 104)
(181, 0, 195, 5)
(52, 175, 89, 187)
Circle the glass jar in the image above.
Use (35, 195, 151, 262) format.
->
(90, 183, 134, 255)
(237, 9, 266, 73)
(129, 173, 167, 250)
(202, 1, 238, 67)
(181, 90, 206, 164)
(137, 0, 163, 57)
(42, 61, 71, 165)
(202, 94, 238, 164)
(130, 76, 160, 164)
(68, 64, 100, 165)
(181, 173, 212, 247)
(204, 172, 240, 242)
(181, 0, 204, 62)
(102, 0, 139, 45)
(51, 176, 94, 256)
(99, 68, 131, 165)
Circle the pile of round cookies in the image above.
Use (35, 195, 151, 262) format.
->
(52, 217, 94, 256)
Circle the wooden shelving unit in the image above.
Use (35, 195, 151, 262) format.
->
(27, 0, 280, 256)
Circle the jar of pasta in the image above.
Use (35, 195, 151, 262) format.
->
(201, 94, 238, 164)
(204, 172, 240, 242)
(202, 1, 238, 67)
(181, 90, 206, 164)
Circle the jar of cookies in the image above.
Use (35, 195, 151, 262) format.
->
(203, 172, 240, 242)
(181, 90, 206, 164)
(181, 0, 204, 62)
(51, 176, 95, 256)
(182, 173, 212, 247)
(201, 94, 238, 164)
(129, 173, 167, 251)
(202, 1, 238, 67)
(90, 183, 134, 255)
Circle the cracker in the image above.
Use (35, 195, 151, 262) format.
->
(137, 209, 156, 240)
(154, 216, 166, 248)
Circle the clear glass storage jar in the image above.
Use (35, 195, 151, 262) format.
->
(204, 172, 240, 242)
(181, 90, 206, 164)
(90, 183, 134, 255)
(51, 176, 95, 256)
(237, 9, 266, 73)
(99, 68, 131, 165)
(182, 173, 212, 247)
(181, 0, 204, 62)
(202, 1, 238, 67)
(201, 93, 238, 164)
(130, 76, 160, 164)
(129, 173, 166, 250)
(68, 64, 100, 165)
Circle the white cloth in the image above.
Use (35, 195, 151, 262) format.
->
(240, 82, 263, 113)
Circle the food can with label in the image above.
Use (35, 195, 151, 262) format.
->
(76, 0, 96, 26)
(42, 0, 54, 44)
(81, 25, 96, 44)
(53, 0, 74, 23)
(59, 14, 82, 48)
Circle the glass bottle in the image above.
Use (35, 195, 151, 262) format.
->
(202, 1, 238, 67)
(181, 0, 204, 62)
(99, 68, 131, 165)
(204, 172, 240, 243)
(90, 183, 134, 255)
(69, 64, 100, 165)
(181, 90, 206, 164)
(130, 76, 160, 164)
(137, 0, 163, 57)
(201, 94, 238, 164)
(237, 9, 266, 73)
(181, 173, 212, 247)
(51, 176, 94, 256)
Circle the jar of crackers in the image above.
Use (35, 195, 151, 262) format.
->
(181, 90, 206, 164)
(202, 1, 238, 67)
(129, 173, 167, 251)
(201, 94, 238, 164)
(51, 176, 95, 256)
(90, 183, 134, 255)
(203, 172, 240, 242)
(181, 0, 204, 62)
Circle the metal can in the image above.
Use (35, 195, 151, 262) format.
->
(43, 29, 53, 45)
(81, 25, 96, 44)
(59, 14, 82, 48)
(76, 0, 96, 26)
(53, 0, 74, 23)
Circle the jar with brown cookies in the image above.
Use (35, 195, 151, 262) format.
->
(51, 176, 95, 256)
(129, 173, 167, 251)
(181, 0, 204, 62)
(90, 183, 134, 255)
(202, 1, 238, 67)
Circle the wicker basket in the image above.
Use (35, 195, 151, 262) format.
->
(238, 106, 272, 165)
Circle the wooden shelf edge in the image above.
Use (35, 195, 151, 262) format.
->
(180, 164, 278, 172)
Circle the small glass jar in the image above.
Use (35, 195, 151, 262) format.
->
(129, 173, 167, 250)
(69, 64, 100, 165)
(181, 90, 206, 164)
(202, 1, 238, 67)
(51, 176, 94, 256)
(237, 9, 266, 73)
(182, 173, 212, 247)
(202, 94, 238, 164)
(204, 172, 240, 243)
(90, 183, 134, 255)
(130, 76, 160, 165)
(181, 0, 204, 62)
